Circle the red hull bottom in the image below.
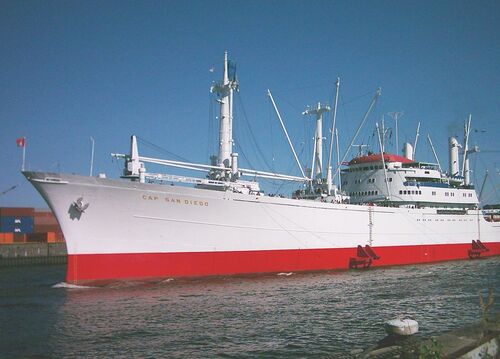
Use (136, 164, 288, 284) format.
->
(67, 242, 500, 284)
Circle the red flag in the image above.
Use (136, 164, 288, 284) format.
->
(16, 137, 25, 147)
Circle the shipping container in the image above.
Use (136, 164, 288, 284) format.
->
(13, 233, 27, 243)
(47, 232, 56, 243)
(27, 233, 48, 243)
(0, 207, 35, 217)
(0, 216, 34, 233)
(34, 210, 59, 226)
(33, 224, 61, 233)
(55, 231, 65, 242)
(25, 232, 61, 243)
(0, 233, 14, 244)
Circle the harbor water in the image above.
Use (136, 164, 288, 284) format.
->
(0, 258, 498, 358)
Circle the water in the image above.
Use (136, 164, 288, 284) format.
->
(0, 258, 498, 358)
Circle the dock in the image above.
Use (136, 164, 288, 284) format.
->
(357, 313, 500, 358)
(0, 243, 67, 266)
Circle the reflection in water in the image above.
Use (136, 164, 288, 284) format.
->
(1, 258, 499, 358)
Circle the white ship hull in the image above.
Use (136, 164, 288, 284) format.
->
(25, 171, 500, 284)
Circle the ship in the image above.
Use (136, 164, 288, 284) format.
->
(24, 52, 500, 284)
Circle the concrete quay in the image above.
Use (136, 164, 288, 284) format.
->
(356, 313, 500, 358)
(0, 243, 67, 266)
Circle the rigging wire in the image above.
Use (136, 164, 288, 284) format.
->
(341, 89, 373, 106)
(478, 156, 500, 203)
(271, 92, 305, 114)
(234, 140, 255, 171)
(136, 136, 192, 163)
(235, 92, 273, 171)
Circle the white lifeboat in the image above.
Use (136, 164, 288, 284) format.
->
(384, 318, 419, 336)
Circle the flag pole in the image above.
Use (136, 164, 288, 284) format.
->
(90, 136, 95, 176)
(22, 137, 26, 171)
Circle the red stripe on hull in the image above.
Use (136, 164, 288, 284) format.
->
(67, 243, 500, 284)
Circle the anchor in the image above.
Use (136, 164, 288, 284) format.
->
(73, 197, 89, 213)
(349, 245, 380, 269)
(468, 240, 489, 259)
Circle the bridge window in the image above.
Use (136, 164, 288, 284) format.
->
(432, 191, 436, 196)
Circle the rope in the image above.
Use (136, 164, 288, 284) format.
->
(136, 136, 191, 163)
(236, 92, 273, 171)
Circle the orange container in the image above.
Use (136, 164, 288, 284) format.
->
(47, 232, 56, 243)
(0, 233, 14, 243)
(34, 224, 61, 233)
(0, 207, 35, 217)
(34, 210, 59, 226)
(13, 233, 27, 243)
(26, 233, 47, 243)
(55, 232, 65, 242)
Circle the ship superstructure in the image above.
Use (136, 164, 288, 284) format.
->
(24, 52, 499, 284)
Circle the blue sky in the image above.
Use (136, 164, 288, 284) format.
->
(1, 0, 499, 207)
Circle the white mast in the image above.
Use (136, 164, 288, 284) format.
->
(462, 114, 472, 185)
(427, 134, 442, 172)
(333, 87, 381, 180)
(335, 128, 341, 191)
(413, 121, 420, 157)
(388, 111, 404, 155)
(376, 122, 391, 201)
(381, 115, 386, 153)
(211, 51, 239, 169)
(327, 78, 340, 194)
(303, 102, 330, 179)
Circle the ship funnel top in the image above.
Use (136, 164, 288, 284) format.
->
(403, 143, 413, 161)
(448, 137, 460, 177)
